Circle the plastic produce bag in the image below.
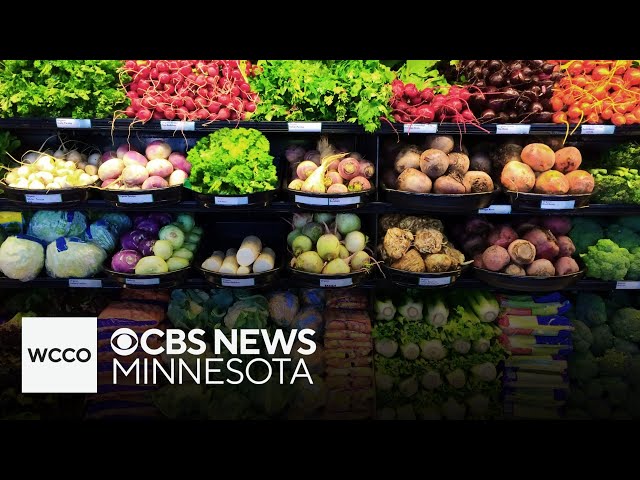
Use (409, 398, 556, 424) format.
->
(0, 235, 45, 281)
(28, 210, 87, 243)
(84, 219, 117, 253)
(45, 237, 107, 278)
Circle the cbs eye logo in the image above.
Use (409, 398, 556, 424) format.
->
(110, 328, 139, 356)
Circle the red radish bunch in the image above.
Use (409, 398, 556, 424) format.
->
(119, 60, 259, 122)
(388, 79, 480, 127)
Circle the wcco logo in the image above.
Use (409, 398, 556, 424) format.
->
(22, 317, 97, 393)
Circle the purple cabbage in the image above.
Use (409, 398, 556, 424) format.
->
(111, 249, 142, 273)
(148, 213, 173, 226)
(120, 229, 149, 251)
(138, 239, 156, 256)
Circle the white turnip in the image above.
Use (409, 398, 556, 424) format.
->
(87, 153, 101, 166)
(122, 164, 149, 186)
(101, 151, 117, 162)
(123, 151, 148, 167)
(145, 140, 172, 160)
(116, 144, 132, 158)
(296, 161, 317, 180)
(142, 176, 169, 189)
(327, 183, 348, 193)
(146, 158, 174, 178)
(168, 152, 191, 174)
(168, 169, 188, 186)
(98, 158, 125, 181)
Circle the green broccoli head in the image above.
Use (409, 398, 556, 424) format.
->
(626, 247, 640, 281)
(591, 324, 614, 356)
(613, 336, 640, 354)
(618, 216, 640, 233)
(599, 376, 629, 407)
(568, 351, 599, 382)
(598, 348, 632, 377)
(590, 173, 632, 205)
(569, 218, 604, 255)
(601, 142, 640, 170)
(572, 319, 593, 353)
(606, 224, 640, 250)
(582, 239, 632, 281)
(610, 307, 640, 342)
(575, 292, 607, 326)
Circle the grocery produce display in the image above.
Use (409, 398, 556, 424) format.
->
(3, 59, 640, 422)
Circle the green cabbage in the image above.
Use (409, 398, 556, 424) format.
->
(268, 292, 300, 328)
(100, 213, 132, 237)
(84, 220, 116, 253)
(0, 235, 44, 281)
(45, 238, 106, 278)
(28, 210, 87, 243)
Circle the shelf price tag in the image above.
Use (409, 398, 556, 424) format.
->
(478, 204, 512, 214)
(160, 120, 195, 131)
(403, 123, 438, 134)
(320, 278, 353, 288)
(222, 277, 256, 287)
(126, 278, 160, 286)
(581, 124, 615, 135)
(214, 196, 249, 206)
(25, 193, 63, 204)
(496, 124, 531, 135)
(616, 281, 640, 289)
(118, 194, 154, 204)
(540, 200, 576, 210)
(69, 279, 102, 288)
(288, 122, 322, 132)
(295, 195, 329, 206)
(56, 118, 91, 129)
(419, 276, 452, 286)
(328, 196, 361, 206)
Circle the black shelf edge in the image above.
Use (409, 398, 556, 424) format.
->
(0, 276, 620, 291)
(3, 118, 640, 136)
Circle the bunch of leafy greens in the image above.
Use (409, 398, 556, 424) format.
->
(601, 142, 640, 170)
(590, 167, 640, 204)
(0, 60, 128, 118)
(248, 60, 394, 132)
(185, 127, 277, 195)
(396, 60, 451, 93)
(0, 131, 19, 167)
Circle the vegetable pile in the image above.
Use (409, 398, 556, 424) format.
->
(0, 60, 128, 118)
(247, 60, 394, 133)
(185, 127, 277, 195)
(288, 212, 374, 275)
(443, 60, 561, 123)
(378, 214, 466, 273)
(373, 290, 506, 420)
(98, 140, 191, 190)
(499, 142, 594, 195)
(286, 137, 374, 194)
(119, 60, 258, 122)
(550, 60, 640, 126)
(201, 235, 276, 275)
(454, 216, 581, 277)
(383, 135, 494, 194)
(567, 217, 640, 281)
(568, 291, 640, 419)
(4, 139, 99, 189)
(110, 213, 202, 275)
(590, 142, 640, 204)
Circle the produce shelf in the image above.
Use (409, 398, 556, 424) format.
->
(378, 122, 640, 136)
(0, 275, 622, 291)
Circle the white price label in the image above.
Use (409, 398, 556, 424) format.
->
(320, 277, 353, 288)
(126, 277, 160, 286)
(478, 204, 512, 214)
(295, 195, 329, 206)
(403, 123, 438, 134)
(118, 194, 154, 204)
(288, 122, 322, 132)
(56, 118, 91, 129)
(540, 200, 576, 210)
(214, 196, 249, 206)
(581, 124, 615, 135)
(328, 196, 361, 206)
(68, 279, 102, 288)
(496, 124, 531, 135)
(160, 120, 195, 131)
(419, 276, 452, 286)
(25, 193, 63, 204)
(222, 277, 256, 287)
(616, 281, 640, 290)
